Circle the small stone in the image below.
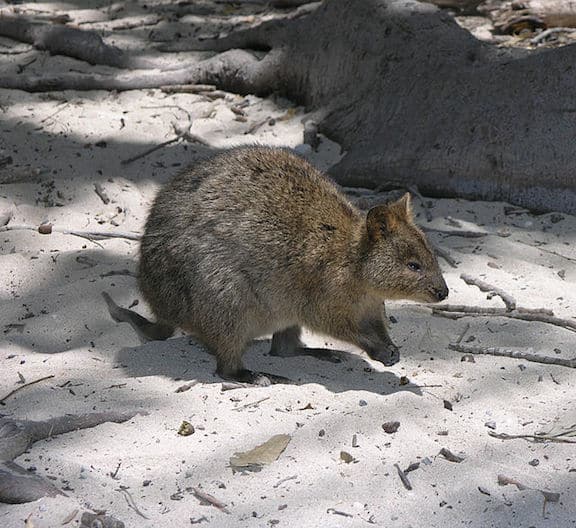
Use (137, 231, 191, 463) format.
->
(550, 213, 564, 223)
(389, 315, 398, 324)
(529, 458, 540, 467)
(443, 400, 453, 411)
(437, 430, 449, 436)
(359, 399, 368, 407)
(484, 421, 496, 430)
(382, 421, 400, 434)
(318, 429, 325, 437)
(518, 364, 526, 371)
(177, 421, 195, 436)
(557, 269, 566, 280)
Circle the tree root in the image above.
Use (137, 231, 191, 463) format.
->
(0, 16, 155, 69)
(0, 48, 281, 93)
(0, 410, 143, 503)
(449, 343, 576, 368)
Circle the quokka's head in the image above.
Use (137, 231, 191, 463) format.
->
(361, 193, 449, 303)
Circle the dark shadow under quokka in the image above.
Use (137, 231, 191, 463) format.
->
(105, 146, 448, 385)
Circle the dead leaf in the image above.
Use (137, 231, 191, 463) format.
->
(230, 434, 291, 471)
(340, 451, 356, 464)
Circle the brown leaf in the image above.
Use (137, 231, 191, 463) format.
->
(230, 434, 291, 471)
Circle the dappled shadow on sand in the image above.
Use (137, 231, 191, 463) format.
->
(115, 335, 421, 397)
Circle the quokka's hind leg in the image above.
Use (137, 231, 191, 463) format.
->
(102, 292, 175, 342)
(209, 338, 292, 386)
(269, 326, 343, 363)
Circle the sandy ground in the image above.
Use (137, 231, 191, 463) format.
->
(1, 2, 576, 528)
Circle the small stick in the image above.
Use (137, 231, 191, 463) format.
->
(326, 508, 353, 518)
(232, 396, 270, 411)
(530, 27, 576, 45)
(0, 374, 54, 405)
(460, 273, 516, 311)
(94, 182, 110, 204)
(455, 323, 470, 345)
(192, 487, 230, 514)
(110, 461, 122, 479)
(489, 430, 576, 444)
(273, 474, 297, 488)
(0, 223, 141, 241)
(121, 121, 208, 165)
(118, 487, 149, 519)
(449, 343, 576, 369)
(432, 304, 554, 316)
(221, 382, 252, 391)
(436, 307, 575, 333)
(394, 463, 412, 490)
(245, 116, 270, 135)
(160, 84, 217, 93)
(423, 227, 488, 238)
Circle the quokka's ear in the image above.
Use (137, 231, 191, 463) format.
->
(366, 204, 399, 240)
(391, 192, 413, 221)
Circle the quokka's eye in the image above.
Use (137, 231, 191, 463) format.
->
(407, 261, 422, 272)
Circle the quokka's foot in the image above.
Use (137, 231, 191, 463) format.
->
(220, 368, 292, 386)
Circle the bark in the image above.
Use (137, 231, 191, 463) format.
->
(485, 0, 576, 32)
(0, 411, 142, 503)
(1, 0, 576, 213)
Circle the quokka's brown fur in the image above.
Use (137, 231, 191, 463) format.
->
(137, 146, 448, 384)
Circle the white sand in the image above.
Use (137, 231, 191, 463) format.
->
(1, 3, 575, 527)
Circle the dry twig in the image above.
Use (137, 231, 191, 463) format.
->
(0, 223, 141, 241)
(0, 375, 54, 405)
(460, 273, 516, 311)
(449, 343, 576, 369)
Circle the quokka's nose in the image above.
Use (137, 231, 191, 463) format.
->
(433, 284, 449, 301)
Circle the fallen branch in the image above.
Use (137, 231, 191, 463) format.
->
(435, 306, 576, 333)
(489, 430, 576, 444)
(460, 273, 516, 311)
(120, 119, 208, 166)
(530, 27, 576, 45)
(0, 411, 142, 503)
(118, 487, 149, 519)
(0, 375, 54, 405)
(160, 84, 217, 94)
(497, 474, 560, 515)
(449, 343, 576, 369)
(0, 223, 141, 241)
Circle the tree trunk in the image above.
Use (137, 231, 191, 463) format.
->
(2, 0, 576, 213)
